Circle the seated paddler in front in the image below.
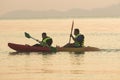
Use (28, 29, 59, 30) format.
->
(63, 28, 84, 48)
(33, 32, 53, 47)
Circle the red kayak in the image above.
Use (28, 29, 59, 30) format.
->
(8, 43, 100, 52)
(8, 43, 51, 52)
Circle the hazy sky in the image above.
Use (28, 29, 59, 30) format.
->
(0, 0, 120, 15)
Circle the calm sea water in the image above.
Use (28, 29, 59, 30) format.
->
(0, 18, 120, 80)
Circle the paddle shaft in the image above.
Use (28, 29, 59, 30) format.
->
(69, 21, 74, 43)
(25, 32, 41, 43)
(31, 36, 50, 47)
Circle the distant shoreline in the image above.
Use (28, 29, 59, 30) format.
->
(1, 3, 120, 20)
(0, 17, 120, 20)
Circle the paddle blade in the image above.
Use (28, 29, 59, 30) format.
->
(24, 32, 31, 38)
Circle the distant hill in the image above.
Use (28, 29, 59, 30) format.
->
(1, 3, 120, 19)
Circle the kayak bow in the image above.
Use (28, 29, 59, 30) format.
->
(8, 43, 51, 52)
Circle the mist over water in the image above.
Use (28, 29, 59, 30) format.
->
(0, 18, 120, 80)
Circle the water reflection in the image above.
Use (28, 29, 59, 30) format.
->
(4, 50, 120, 80)
(9, 52, 31, 55)
(69, 52, 85, 74)
(70, 52, 85, 65)
(9, 52, 56, 55)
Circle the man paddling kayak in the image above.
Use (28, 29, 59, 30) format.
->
(33, 32, 53, 47)
(25, 32, 56, 52)
(63, 28, 84, 48)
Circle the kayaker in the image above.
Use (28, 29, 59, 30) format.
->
(33, 32, 53, 47)
(63, 28, 84, 48)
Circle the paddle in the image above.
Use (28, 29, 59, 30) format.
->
(68, 20, 74, 43)
(24, 32, 41, 43)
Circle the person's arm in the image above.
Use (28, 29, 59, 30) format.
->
(70, 34, 75, 41)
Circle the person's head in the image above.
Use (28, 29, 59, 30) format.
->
(74, 28, 80, 35)
(42, 32, 47, 38)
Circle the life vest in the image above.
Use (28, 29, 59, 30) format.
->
(41, 37, 52, 47)
(74, 34, 84, 47)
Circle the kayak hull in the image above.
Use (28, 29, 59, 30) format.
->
(8, 43, 51, 52)
(57, 46, 100, 52)
(8, 43, 100, 52)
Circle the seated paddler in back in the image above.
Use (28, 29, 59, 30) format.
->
(63, 28, 84, 48)
(33, 32, 53, 47)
